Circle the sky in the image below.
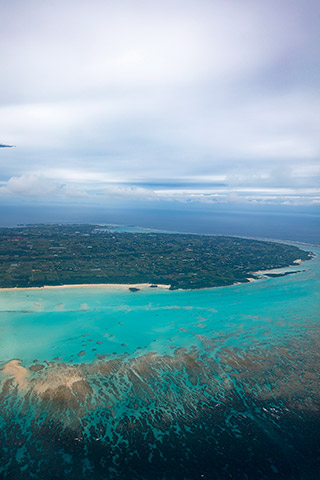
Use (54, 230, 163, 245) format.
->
(0, 0, 319, 208)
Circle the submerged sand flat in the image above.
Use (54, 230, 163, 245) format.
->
(2, 335, 320, 427)
(2, 359, 29, 389)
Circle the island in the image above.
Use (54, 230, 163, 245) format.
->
(0, 224, 312, 290)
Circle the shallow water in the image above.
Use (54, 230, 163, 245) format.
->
(0, 244, 320, 479)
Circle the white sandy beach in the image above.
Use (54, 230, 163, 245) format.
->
(0, 283, 171, 292)
(0, 259, 307, 293)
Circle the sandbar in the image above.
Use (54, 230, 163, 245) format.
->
(0, 283, 171, 292)
(2, 359, 28, 389)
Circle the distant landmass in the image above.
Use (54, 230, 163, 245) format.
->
(0, 224, 312, 289)
(0, 143, 14, 148)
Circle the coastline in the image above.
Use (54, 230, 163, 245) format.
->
(0, 257, 310, 293)
(0, 225, 315, 294)
(0, 248, 315, 294)
(0, 283, 171, 292)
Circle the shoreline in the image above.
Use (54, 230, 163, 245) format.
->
(0, 255, 315, 294)
(0, 283, 171, 292)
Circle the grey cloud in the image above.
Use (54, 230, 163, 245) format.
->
(0, 174, 319, 207)
(0, 0, 319, 207)
(0, 175, 87, 199)
(0, 175, 62, 197)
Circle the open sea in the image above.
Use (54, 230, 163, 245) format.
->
(0, 204, 320, 245)
(0, 237, 320, 479)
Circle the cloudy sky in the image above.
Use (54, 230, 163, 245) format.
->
(0, 0, 319, 207)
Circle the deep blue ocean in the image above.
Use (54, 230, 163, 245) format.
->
(0, 204, 319, 245)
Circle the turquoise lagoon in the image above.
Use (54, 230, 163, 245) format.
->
(0, 243, 320, 479)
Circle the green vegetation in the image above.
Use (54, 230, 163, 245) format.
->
(0, 224, 312, 289)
